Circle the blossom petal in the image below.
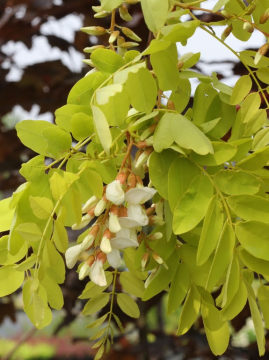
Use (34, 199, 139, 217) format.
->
(125, 187, 156, 204)
(90, 260, 107, 286)
(107, 249, 122, 268)
(106, 180, 125, 205)
(65, 244, 82, 269)
(111, 228, 138, 249)
(109, 212, 121, 233)
(127, 204, 148, 226)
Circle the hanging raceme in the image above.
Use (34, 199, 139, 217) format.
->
(1, 0, 269, 358)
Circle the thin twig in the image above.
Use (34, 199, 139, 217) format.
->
(3, 327, 37, 360)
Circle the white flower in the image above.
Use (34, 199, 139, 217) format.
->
(65, 244, 83, 269)
(80, 234, 94, 251)
(107, 249, 122, 268)
(90, 259, 107, 286)
(125, 186, 156, 204)
(82, 196, 98, 213)
(119, 204, 148, 228)
(79, 262, 91, 280)
(106, 180, 125, 205)
(108, 212, 121, 233)
(106, 228, 138, 269)
(110, 228, 138, 249)
(71, 213, 93, 230)
(94, 198, 107, 216)
(100, 235, 112, 254)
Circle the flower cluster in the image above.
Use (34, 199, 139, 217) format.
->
(65, 172, 158, 287)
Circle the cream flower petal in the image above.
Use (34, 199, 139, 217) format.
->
(110, 228, 138, 249)
(109, 212, 122, 233)
(127, 204, 148, 226)
(118, 217, 140, 228)
(107, 249, 122, 268)
(125, 187, 156, 205)
(90, 259, 107, 287)
(81, 234, 94, 251)
(65, 244, 82, 269)
(100, 236, 112, 254)
(106, 180, 125, 205)
(79, 262, 91, 280)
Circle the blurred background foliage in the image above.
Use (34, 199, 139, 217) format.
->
(0, 1, 268, 359)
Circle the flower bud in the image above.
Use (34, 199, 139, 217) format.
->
(80, 26, 107, 36)
(72, 213, 93, 230)
(135, 151, 149, 169)
(121, 27, 142, 42)
(116, 172, 127, 185)
(127, 173, 137, 188)
(96, 251, 107, 264)
(243, 22, 254, 33)
(81, 233, 95, 251)
(82, 59, 95, 67)
(245, 3, 256, 15)
(221, 25, 232, 41)
(65, 244, 82, 269)
(149, 232, 163, 241)
(100, 233, 112, 254)
(260, 9, 269, 24)
(109, 30, 120, 44)
(94, 11, 110, 18)
(152, 253, 164, 265)
(94, 198, 107, 216)
(109, 212, 121, 233)
(141, 252, 149, 271)
(83, 45, 105, 54)
(120, 41, 139, 48)
(254, 43, 269, 65)
(145, 269, 158, 288)
(82, 195, 98, 212)
(220, 10, 232, 19)
(119, 5, 132, 22)
(79, 262, 91, 280)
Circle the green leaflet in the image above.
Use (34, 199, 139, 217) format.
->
(206, 221, 235, 291)
(124, 67, 157, 113)
(167, 262, 190, 314)
(29, 196, 54, 220)
(92, 105, 112, 154)
(177, 285, 201, 335)
(79, 273, 113, 299)
(191, 141, 237, 166)
(218, 254, 240, 308)
(153, 113, 213, 155)
(238, 247, 269, 278)
(67, 71, 107, 105)
(235, 221, 269, 261)
(161, 20, 200, 43)
(150, 42, 179, 91)
(119, 272, 145, 298)
(252, 0, 269, 34)
(96, 84, 129, 126)
(0, 197, 15, 232)
(214, 170, 261, 195)
(16, 120, 71, 159)
(227, 195, 269, 223)
(221, 279, 248, 320)
(258, 285, 269, 329)
(173, 174, 213, 235)
(244, 275, 265, 356)
(237, 147, 269, 170)
(55, 104, 91, 132)
(170, 78, 191, 113)
(0, 265, 24, 297)
(140, 0, 169, 33)
(253, 127, 269, 151)
(23, 279, 52, 329)
(71, 112, 94, 141)
(40, 274, 64, 310)
(168, 157, 200, 211)
(82, 293, 110, 315)
(100, 0, 122, 11)
(117, 293, 140, 318)
(91, 48, 125, 73)
(19, 156, 45, 182)
(148, 150, 177, 199)
(197, 196, 224, 266)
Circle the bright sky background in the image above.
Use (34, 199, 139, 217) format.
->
(2, 0, 266, 121)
